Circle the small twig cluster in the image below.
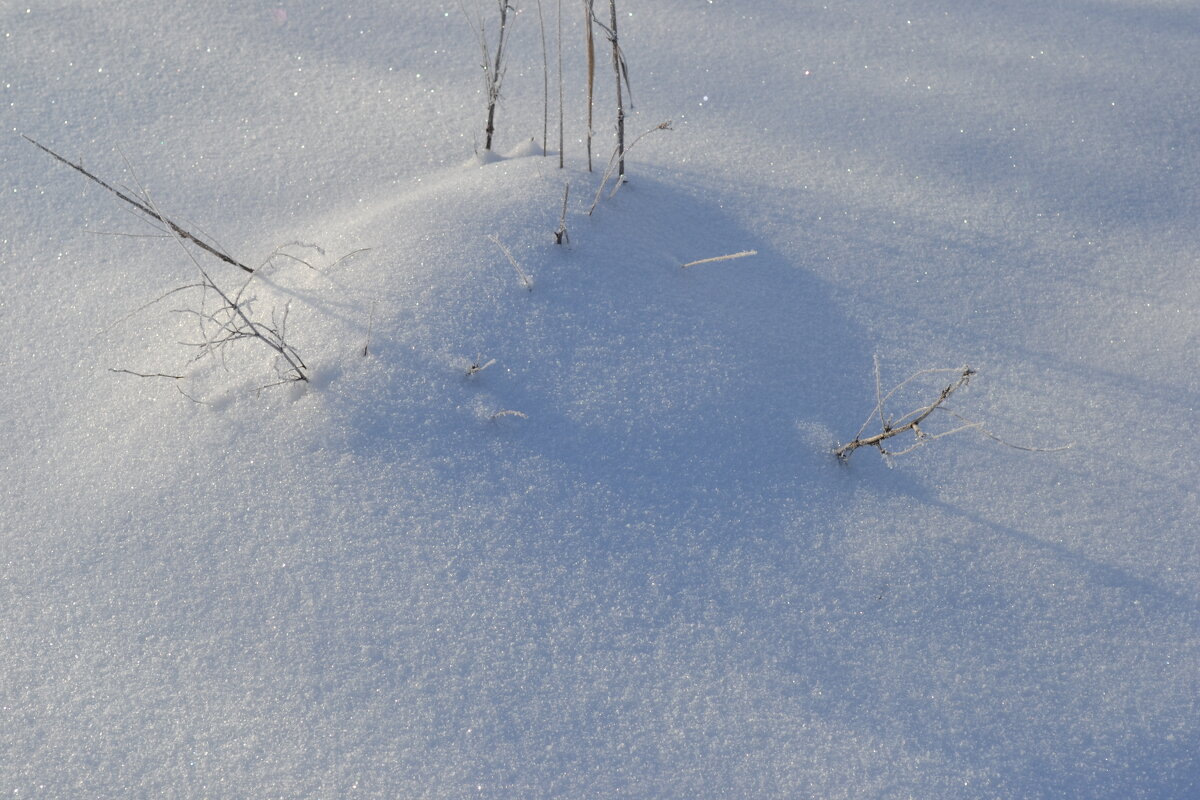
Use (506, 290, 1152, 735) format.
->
(28, 137, 308, 389)
(175, 270, 308, 386)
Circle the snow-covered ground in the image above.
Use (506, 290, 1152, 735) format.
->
(2, 1, 1197, 797)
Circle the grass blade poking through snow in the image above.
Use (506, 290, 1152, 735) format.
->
(488, 234, 534, 291)
(588, 121, 672, 214)
(557, 0, 565, 168)
(606, 0, 629, 182)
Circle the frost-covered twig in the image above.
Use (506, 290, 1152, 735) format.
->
(55, 142, 308, 386)
(488, 234, 534, 291)
(172, 270, 308, 384)
(835, 364, 976, 460)
(835, 361, 1073, 461)
(681, 249, 757, 268)
(588, 121, 672, 214)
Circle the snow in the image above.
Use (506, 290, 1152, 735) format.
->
(2, 1, 1198, 797)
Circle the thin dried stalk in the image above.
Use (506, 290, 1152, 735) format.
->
(608, 0, 625, 180)
(588, 121, 671, 214)
(583, 0, 595, 170)
(536, 0, 549, 155)
(557, 0, 565, 168)
(554, 181, 571, 244)
(488, 234, 533, 290)
(25, 135, 254, 273)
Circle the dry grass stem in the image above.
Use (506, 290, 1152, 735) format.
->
(25, 135, 254, 273)
(681, 250, 758, 268)
(588, 121, 672, 214)
(583, 0, 595, 170)
(488, 234, 534, 290)
(554, 181, 571, 244)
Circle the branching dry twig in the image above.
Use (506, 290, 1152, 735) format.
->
(835, 361, 1073, 461)
(835, 365, 976, 460)
(32, 138, 309, 388)
(172, 270, 308, 384)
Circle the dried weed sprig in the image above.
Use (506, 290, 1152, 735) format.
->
(835, 358, 1073, 461)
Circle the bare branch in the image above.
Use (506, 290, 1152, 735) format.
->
(836, 362, 1072, 461)
(835, 365, 975, 460)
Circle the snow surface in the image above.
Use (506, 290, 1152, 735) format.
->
(2, 1, 1198, 797)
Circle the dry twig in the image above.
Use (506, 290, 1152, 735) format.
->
(24, 135, 254, 273)
(835, 359, 1074, 461)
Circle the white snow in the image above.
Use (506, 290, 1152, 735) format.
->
(2, 1, 1197, 797)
